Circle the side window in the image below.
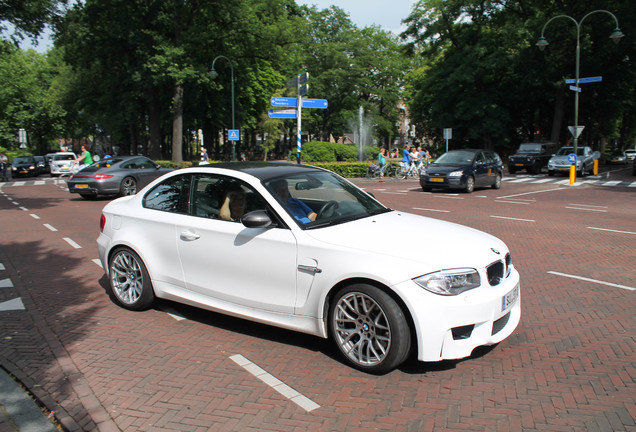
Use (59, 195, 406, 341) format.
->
(137, 158, 156, 169)
(143, 174, 190, 214)
(191, 174, 267, 221)
(475, 152, 486, 165)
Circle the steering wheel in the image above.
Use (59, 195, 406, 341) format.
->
(317, 200, 339, 219)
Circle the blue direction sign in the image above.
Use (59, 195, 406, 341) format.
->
(565, 76, 602, 84)
(302, 98, 328, 109)
(271, 97, 297, 107)
(228, 129, 240, 141)
(567, 153, 577, 164)
(268, 109, 297, 119)
(569, 85, 581, 93)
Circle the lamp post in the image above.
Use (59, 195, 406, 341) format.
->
(536, 10, 623, 176)
(210, 55, 236, 161)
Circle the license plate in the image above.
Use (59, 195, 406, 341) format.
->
(75, 184, 89, 189)
(502, 284, 519, 312)
(515, 163, 524, 166)
(558, 167, 569, 171)
(61, 167, 69, 171)
(20, 170, 28, 173)
(430, 177, 444, 182)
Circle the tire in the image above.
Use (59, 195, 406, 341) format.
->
(464, 176, 475, 193)
(421, 186, 432, 192)
(492, 173, 502, 189)
(108, 248, 155, 311)
(120, 177, 137, 196)
(329, 284, 411, 374)
(395, 166, 406, 180)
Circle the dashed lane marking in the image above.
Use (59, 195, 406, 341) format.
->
(63, 237, 82, 249)
(587, 226, 636, 236)
(230, 354, 320, 412)
(548, 271, 635, 292)
(413, 207, 450, 213)
(44, 224, 58, 231)
(490, 215, 535, 222)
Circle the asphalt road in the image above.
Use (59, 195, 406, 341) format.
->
(0, 168, 634, 432)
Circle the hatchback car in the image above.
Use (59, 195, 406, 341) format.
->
(98, 162, 521, 373)
(420, 149, 503, 193)
(68, 155, 173, 199)
(50, 152, 77, 176)
(10, 156, 39, 178)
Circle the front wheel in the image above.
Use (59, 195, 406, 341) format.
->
(464, 175, 475, 193)
(108, 248, 155, 311)
(329, 284, 411, 374)
(492, 173, 502, 189)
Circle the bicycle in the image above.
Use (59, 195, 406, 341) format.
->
(366, 162, 394, 180)
(395, 159, 432, 180)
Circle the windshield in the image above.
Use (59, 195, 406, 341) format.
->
(433, 151, 475, 165)
(518, 144, 541, 153)
(556, 147, 586, 156)
(13, 156, 34, 163)
(263, 171, 389, 229)
(54, 154, 75, 161)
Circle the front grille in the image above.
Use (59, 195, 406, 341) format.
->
(487, 261, 504, 286)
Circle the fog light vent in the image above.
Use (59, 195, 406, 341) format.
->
(492, 312, 510, 336)
(451, 324, 474, 340)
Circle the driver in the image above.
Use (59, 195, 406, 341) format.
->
(270, 179, 317, 224)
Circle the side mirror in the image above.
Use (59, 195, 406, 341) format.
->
(241, 210, 273, 228)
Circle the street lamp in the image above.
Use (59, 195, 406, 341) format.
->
(536, 10, 623, 176)
(210, 55, 236, 161)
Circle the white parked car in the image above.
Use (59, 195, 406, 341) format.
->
(50, 152, 78, 176)
(97, 163, 521, 373)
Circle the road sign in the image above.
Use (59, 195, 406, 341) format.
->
(567, 153, 577, 164)
(569, 85, 581, 92)
(443, 128, 452, 139)
(301, 98, 328, 109)
(299, 84, 309, 96)
(565, 76, 602, 84)
(568, 126, 585, 138)
(268, 109, 297, 119)
(286, 72, 309, 88)
(271, 97, 297, 107)
(228, 129, 240, 141)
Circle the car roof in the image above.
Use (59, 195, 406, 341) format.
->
(195, 162, 327, 181)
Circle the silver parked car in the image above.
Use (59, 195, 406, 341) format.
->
(547, 146, 600, 177)
(67, 155, 173, 199)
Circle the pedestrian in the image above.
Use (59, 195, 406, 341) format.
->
(378, 147, 388, 182)
(200, 147, 209, 165)
(401, 145, 411, 174)
(0, 151, 8, 181)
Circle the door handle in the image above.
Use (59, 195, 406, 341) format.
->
(180, 231, 200, 241)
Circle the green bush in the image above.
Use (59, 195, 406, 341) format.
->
(299, 141, 361, 162)
(306, 161, 369, 178)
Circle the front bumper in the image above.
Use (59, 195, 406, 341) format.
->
(397, 266, 521, 362)
(420, 175, 466, 189)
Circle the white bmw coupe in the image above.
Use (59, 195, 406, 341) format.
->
(98, 162, 520, 373)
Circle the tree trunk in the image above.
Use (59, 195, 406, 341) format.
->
(171, 83, 184, 164)
(148, 86, 162, 160)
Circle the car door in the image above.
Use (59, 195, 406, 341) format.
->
(472, 152, 490, 187)
(176, 174, 298, 314)
(130, 157, 161, 188)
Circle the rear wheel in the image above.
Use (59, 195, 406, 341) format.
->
(329, 284, 411, 374)
(108, 248, 155, 310)
(120, 176, 137, 196)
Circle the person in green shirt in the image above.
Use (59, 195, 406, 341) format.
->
(73, 145, 93, 172)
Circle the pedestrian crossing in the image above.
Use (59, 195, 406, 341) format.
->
(503, 175, 636, 188)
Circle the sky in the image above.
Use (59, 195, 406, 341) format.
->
(17, 0, 416, 52)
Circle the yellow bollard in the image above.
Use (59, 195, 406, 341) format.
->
(594, 159, 598, 175)
(569, 165, 576, 185)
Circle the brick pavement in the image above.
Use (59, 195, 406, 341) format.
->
(0, 178, 634, 431)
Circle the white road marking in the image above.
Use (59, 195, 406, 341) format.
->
(92, 259, 102, 268)
(547, 271, 635, 292)
(496, 187, 565, 199)
(565, 206, 608, 212)
(0, 263, 5, 270)
(496, 200, 531, 205)
(44, 224, 58, 231)
(63, 237, 82, 249)
(587, 227, 636, 236)
(19, 206, 28, 211)
(0, 298, 25, 311)
(30, 214, 40, 219)
(230, 354, 320, 412)
(490, 215, 535, 222)
(0, 278, 14, 288)
(412, 207, 450, 213)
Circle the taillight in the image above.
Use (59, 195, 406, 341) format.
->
(100, 214, 106, 232)
(94, 174, 113, 180)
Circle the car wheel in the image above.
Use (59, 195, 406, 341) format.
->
(329, 284, 411, 374)
(108, 248, 155, 311)
(120, 177, 137, 196)
(492, 173, 502, 189)
(464, 176, 475, 193)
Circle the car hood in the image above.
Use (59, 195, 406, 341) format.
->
(549, 155, 577, 164)
(425, 164, 470, 174)
(305, 211, 507, 272)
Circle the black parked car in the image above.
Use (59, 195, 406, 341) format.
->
(420, 149, 503, 193)
(508, 142, 558, 174)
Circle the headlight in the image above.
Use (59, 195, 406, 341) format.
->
(413, 268, 481, 296)
(448, 170, 463, 178)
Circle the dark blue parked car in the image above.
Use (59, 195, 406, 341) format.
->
(420, 149, 503, 193)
